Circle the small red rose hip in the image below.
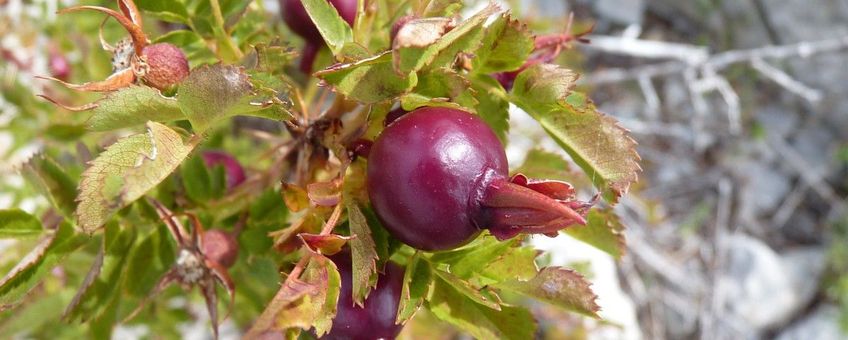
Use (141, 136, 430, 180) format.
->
(368, 107, 593, 251)
(140, 43, 189, 91)
(201, 229, 239, 268)
(324, 251, 404, 339)
(202, 150, 247, 190)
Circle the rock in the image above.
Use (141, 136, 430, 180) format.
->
(735, 161, 792, 216)
(776, 304, 845, 340)
(721, 235, 827, 332)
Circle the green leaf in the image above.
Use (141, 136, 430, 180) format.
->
(302, 0, 354, 55)
(428, 277, 536, 340)
(417, 0, 463, 17)
(430, 237, 521, 279)
(471, 75, 510, 143)
(85, 86, 185, 132)
(481, 246, 539, 283)
(44, 123, 87, 141)
(392, 4, 500, 74)
(136, 0, 190, 24)
(472, 13, 534, 74)
(410, 68, 477, 110)
(178, 64, 290, 133)
(0, 222, 87, 306)
(21, 155, 78, 219)
(396, 252, 433, 325)
(315, 52, 418, 104)
(125, 225, 175, 298)
(565, 208, 626, 259)
(180, 155, 213, 203)
(0, 209, 42, 239)
(64, 223, 137, 321)
(76, 122, 198, 233)
(345, 200, 378, 305)
(495, 266, 600, 318)
(510, 64, 641, 203)
(515, 148, 577, 180)
(272, 255, 341, 336)
(433, 269, 501, 310)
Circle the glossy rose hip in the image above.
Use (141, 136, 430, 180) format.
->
(368, 107, 507, 250)
(367, 107, 594, 251)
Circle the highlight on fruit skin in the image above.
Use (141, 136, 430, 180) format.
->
(279, 0, 357, 73)
(202, 150, 248, 190)
(323, 250, 404, 339)
(37, 0, 189, 96)
(367, 106, 595, 251)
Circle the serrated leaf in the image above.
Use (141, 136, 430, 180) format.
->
(0, 222, 87, 306)
(21, 155, 78, 219)
(418, 0, 463, 17)
(516, 148, 578, 180)
(482, 246, 539, 282)
(76, 122, 198, 233)
(302, 0, 354, 55)
(471, 75, 510, 143)
(315, 52, 418, 104)
(430, 237, 520, 279)
(510, 64, 641, 203)
(178, 64, 290, 132)
(564, 208, 626, 259)
(346, 200, 379, 306)
(396, 252, 432, 325)
(429, 277, 536, 340)
(272, 255, 341, 336)
(85, 86, 185, 132)
(472, 14, 534, 74)
(433, 269, 501, 310)
(249, 43, 298, 75)
(0, 209, 42, 239)
(392, 4, 500, 74)
(495, 266, 600, 318)
(411, 68, 478, 110)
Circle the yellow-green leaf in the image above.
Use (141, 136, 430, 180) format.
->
(0, 209, 42, 239)
(346, 200, 379, 305)
(302, 0, 354, 55)
(86, 86, 184, 132)
(76, 122, 197, 233)
(510, 64, 641, 203)
(495, 266, 600, 318)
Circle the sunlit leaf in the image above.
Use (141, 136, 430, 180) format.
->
(472, 13, 534, 74)
(510, 64, 641, 203)
(471, 75, 510, 143)
(178, 64, 290, 133)
(270, 255, 341, 336)
(76, 122, 198, 233)
(481, 245, 539, 283)
(302, 0, 354, 55)
(0, 209, 42, 239)
(564, 208, 626, 259)
(433, 269, 501, 310)
(315, 52, 418, 104)
(85, 86, 185, 132)
(346, 200, 378, 305)
(428, 276, 536, 340)
(396, 252, 432, 325)
(495, 266, 600, 317)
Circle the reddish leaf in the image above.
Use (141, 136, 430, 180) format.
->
(298, 233, 352, 255)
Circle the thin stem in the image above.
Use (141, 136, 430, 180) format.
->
(209, 0, 243, 61)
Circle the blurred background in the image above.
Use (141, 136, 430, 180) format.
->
(2, 0, 848, 339)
